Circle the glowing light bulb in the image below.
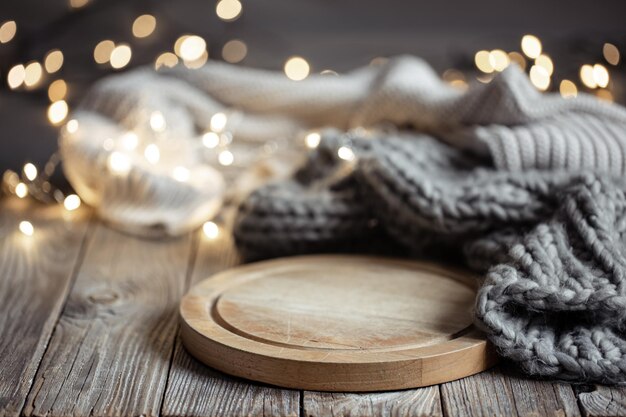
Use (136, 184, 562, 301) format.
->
(150, 111, 166, 132)
(19, 221, 34, 236)
(110, 44, 132, 69)
(155, 52, 178, 70)
(132, 14, 156, 38)
(337, 146, 355, 161)
(94, 40, 115, 64)
(44, 50, 64, 73)
(24, 62, 43, 88)
(203, 221, 219, 239)
(121, 132, 139, 150)
(474, 50, 493, 73)
(7, 64, 25, 89)
(48, 100, 69, 124)
(172, 166, 190, 182)
(521, 34, 542, 59)
(202, 132, 220, 148)
(488, 49, 509, 72)
(0, 21, 16, 44)
(222, 40, 247, 64)
(592, 64, 609, 88)
(23, 163, 37, 181)
(108, 152, 131, 174)
(216, 0, 242, 21)
(66, 119, 79, 133)
(559, 80, 577, 99)
(144, 144, 160, 164)
(64, 194, 81, 211)
(179, 35, 206, 61)
(218, 150, 234, 166)
(529, 65, 550, 91)
(284, 56, 310, 81)
(305, 132, 321, 149)
(15, 182, 28, 198)
(210, 112, 228, 132)
(580, 65, 597, 89)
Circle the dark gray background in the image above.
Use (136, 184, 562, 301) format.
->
(1, 0, 625, 173)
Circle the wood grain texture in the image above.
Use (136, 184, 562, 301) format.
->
(303, 388, 442, 417)
(576, 385, 626, 416)
(180, 255, 496, 391)
(162, 230, 300, 417)
(0, 198, 90, 417)
(441, 365, 581, 417)
(22, 222, 194, 417)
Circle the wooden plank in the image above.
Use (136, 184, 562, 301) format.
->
(440, 365, 581, 417)
(303, 388, 442, 417)
(0, 198, 91, 417)
(576, 385, 626, 416)
(162, 229, 300, 417)
(23, 222, 195, 417)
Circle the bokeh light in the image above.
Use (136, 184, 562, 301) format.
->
(222, 40, 247, 64)
(216, 0, 242, 21)
(0, 20, 16, 43)
(110, 44, 132, 69)
(48, 100, 69, 124)
(521, 34, 542, 59)
(94, 40, 115, 64)
(48, 79, 68, 101)
(284, 56, 310, 81)
(44, 50, 64, 73)
(132, 14, 156, 38)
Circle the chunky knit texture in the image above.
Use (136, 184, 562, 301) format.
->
(234, 131, 626, 383)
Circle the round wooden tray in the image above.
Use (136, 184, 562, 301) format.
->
(180, 255, 497, 392)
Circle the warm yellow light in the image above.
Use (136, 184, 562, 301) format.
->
(284, 56, 310, 81)
(24, 62, 43, 88)
(110, 44, 132, 69)
(202, 132, 220, 148)
(222, 40, 247, 64)
(179, 35, 206, 61)
(593, 64, 609, 88)
(305, 132, 321, 149)
(559, 80, 577, 99)
(132, 14, 156, 38)
(44, 50, 64, 73)
(144, 144, 160, 164)
(48, 100, 69, 124)
(64, 194, 81, 211)
(174, 35, 190, 57)
(216, 0, 242, 21)
(603, 43, 620, 66)
(218, 150, 234, 166)
(23, 163, 37, 181)
(7, 64, 25, 89)
(0, 21, 16, 43)
(70, 0, 89, 8)
(183, 50, 208, 69)
(596, 89, 613, 102)
(121, 132, 139, 150)
(150, 111, 166, 132)
(580, 65, 596, 89)
(529, 65, 550, 91)
(210, 112, 228, 132)
(94, 40, 115, 64)
(203, 221, 219, 239)
(489, 49, 509, 72)
(521, 34, 542, 59)
(172, 166, 190, 182)
(66, 119, 79, 133)
(535, 54, 553, 75)
(48, 79, 67, 101)
(19, 221, 34, 236)
(108, 152, 131, 174)
(474, 50, 493, 73)
(337, 146, 355, 161)
(155, 52, 178, 70)
(508, 52, 526, 71)
(15, 182, 28, 198)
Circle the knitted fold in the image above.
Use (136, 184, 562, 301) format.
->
(234, 131, 626, 383)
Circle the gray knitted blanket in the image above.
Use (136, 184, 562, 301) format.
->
(234, 131, 626, 383)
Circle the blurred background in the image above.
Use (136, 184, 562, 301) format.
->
(1, 0, 626, 177)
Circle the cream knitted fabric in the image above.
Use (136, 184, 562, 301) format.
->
(234, 131, 626, 383)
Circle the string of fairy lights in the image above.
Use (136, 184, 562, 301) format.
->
(0, 2, 623, 239)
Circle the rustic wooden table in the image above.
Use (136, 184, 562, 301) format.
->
(1, 197, 624, 417)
